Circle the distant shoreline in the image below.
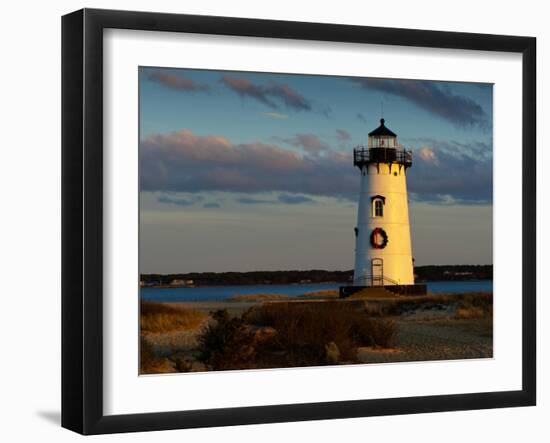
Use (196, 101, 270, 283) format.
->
(140, 265, 493, 288)
(141, 278, 493, 290)
(142, 281, 342, 289)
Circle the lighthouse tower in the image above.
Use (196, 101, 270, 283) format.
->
(352, 119, 415, 288)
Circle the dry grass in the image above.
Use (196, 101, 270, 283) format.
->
(297, 289, 339, 299)
(143, 292, 493, 372)
(362, 292, 493, 318)
(454, 292, 493, 319)
(228, 293, 290, 302)
(195, 302, 398, 370)
(455, 306, 485, 319)
(140, 301, 207, 334)
(140, 337, 176, 374)
(244, 301, 397, 364)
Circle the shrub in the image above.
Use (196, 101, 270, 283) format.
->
(172, 355, 194, 372)
(244, 301, 397, 365)
(350, 317, 397, 348)
(195, 310, 256, 370)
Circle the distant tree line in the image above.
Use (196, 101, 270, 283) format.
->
(414, 265, 492, 282)
(141, 265, 492, 286)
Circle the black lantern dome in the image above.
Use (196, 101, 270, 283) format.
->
(368, 118, 397, 137)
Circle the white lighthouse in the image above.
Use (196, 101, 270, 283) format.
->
(352, 118, 416, 289)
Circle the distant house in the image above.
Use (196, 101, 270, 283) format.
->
(140, 280, 159, 287)
(170, 279, 185, 286)
(444, 270, 474, 277)
(170, 279, 195, 287)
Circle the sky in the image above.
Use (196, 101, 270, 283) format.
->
(139, 67, 493, 274)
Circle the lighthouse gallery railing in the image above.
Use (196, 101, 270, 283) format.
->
(353, 147, 412, 167)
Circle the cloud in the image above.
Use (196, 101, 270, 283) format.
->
(350, 78, 488, 128)
(237, 194, 316, 205)
(220, 75, 312, 112)
(262, 112, 288, 120)
(277, 194, 315, 204)
(319, 105, 333, 119)
(220, 76, 276, 108)
(356, 113, 368, 125)
(157, 195, 203, 206)
(140, 129, 356, 199)
(407, 137, 492, 162)
(417, 147, 439, 165)
(408, 139, 492, 204)
(274, 133, 330, 155)
(336, 129, 351, 141)
(265, 83, 311, 112)
(237, 197, 272, 205)
(147, 71, 210, 92)
(203, 202, 221, 208)
(140, 129, 491, 204)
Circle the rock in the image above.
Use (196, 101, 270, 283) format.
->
(251, 326, 277, 345)
(325, 341, 340, 364)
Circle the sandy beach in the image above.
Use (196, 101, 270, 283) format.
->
(140, 291, 493, 373)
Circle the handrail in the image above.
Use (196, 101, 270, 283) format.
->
(353, 147, 412, 168)
(353, 274, 401, 287)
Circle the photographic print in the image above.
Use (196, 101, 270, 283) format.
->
(138, 67, 493, 374)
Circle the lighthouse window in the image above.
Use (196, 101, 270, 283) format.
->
(373, 198, 384, 217)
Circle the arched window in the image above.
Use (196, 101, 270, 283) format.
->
(370, 195, 386, 217)
(372, 198, 384, 217)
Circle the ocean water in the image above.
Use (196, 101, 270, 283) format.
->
(140, 280, 493, 302)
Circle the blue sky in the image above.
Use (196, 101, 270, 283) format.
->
(139, 67, 493, 273)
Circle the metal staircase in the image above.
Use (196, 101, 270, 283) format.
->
(354, 274, 400, 287)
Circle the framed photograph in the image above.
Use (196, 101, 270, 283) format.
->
(62, 8, 536, 435)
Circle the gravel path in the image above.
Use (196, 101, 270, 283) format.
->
(357, 318, 493, 364)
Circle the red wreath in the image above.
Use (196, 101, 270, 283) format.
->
(370, 227, 388, 249)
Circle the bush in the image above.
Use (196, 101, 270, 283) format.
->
(196, 302, 399, 371)
(196, 310, 256, 370)
(350, 316, 397, 348)
(244, 302, 397, 366)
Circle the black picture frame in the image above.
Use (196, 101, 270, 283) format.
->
(62, 8, 536, 435)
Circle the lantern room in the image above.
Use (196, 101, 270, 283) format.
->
(368, 118, 397, 148)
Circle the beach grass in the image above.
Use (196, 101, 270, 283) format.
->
(362, 291, 492, 317)
(140, 301, 207, 334)
(241, 301, 396, 364)
(228, 293, 290, 302)
(192, 301, 398, 370)
(297, 289, 339, 299)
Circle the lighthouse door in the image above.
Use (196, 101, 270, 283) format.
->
(371, 258, 383, 286)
